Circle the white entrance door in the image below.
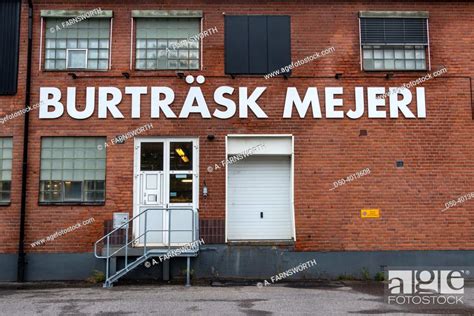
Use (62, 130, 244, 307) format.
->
(227, 155, 293, 240)
(134, 138, 198, 246)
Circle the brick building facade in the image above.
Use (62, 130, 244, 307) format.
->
(0, 0, 473, 282)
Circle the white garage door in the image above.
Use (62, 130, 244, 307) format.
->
(227, 155, 293, 240)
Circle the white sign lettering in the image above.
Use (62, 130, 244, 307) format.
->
(39, 86, 426, 119)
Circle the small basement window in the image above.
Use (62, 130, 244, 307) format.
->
(39, 137, 106, 204)
(359, 11, 430, 71)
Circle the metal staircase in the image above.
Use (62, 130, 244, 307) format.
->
(94, 208, 200, 288)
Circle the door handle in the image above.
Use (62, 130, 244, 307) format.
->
(260, 212, 263, 219)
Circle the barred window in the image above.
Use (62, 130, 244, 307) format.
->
(135, 18, 200, 70)
(40, 137, 106, 203)
(44, 18, 110, 70)
(0, 138, 12, 204)
(360, 13, 429, 71)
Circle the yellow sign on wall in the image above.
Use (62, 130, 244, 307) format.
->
(361, 209, 380, 218)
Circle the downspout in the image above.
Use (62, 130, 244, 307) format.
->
(17, 0, 33, 282)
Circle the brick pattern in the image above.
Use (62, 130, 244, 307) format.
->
(0, 1, 29, 253)
(103, 220, 128, 246)
(200, 218, 225, 244)
(0, 1, 473, 254)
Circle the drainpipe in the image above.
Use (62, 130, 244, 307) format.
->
(17, 0, 33, 282)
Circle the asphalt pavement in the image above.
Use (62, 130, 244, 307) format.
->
(0, 281, 473, 315)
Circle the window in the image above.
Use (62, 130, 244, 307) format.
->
(135, 18, 200, 70)
(67, 49, 87, 68)
(225, 15, 291, 75)
(169, 142, 193, 204)
(170, 174, 192, 203)
(44, 17, 111, 70)
(40, 137, 106, 203)
(170, 142, 193, 171)
(360, 12, 429, 71)
(0, 0, 20, 95)
(0, 138, 12, 204)
(140, 142, 164, 171)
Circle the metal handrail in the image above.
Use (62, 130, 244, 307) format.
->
(106, 228, 198, 259)
(94, 207, 197, 259)
(94, 207, 200, 287)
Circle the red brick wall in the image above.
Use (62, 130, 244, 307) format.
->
(0, 1, 29, 253)
(1, 0, 473, 254)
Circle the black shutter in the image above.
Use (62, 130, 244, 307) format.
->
(225, 15, 291, 75)
(267, 16, 291, 75)
(225, 16, 249, 74)
(0, 0, 21, 95)
(248, 16, 268, 74)
(361, 18, 428, 45)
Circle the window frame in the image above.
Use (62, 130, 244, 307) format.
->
(358, 11, 431, 72)
(0, 137, 13, 206)
(169, 141, 194, 205)
(66, 48, 88, 69)
(38, 136, 106, 206)
(40, 10, 113, 72)
(131, 10, 203, 71)
(0, 181, 12, 206)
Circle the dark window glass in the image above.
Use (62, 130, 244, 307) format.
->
(140, 142, 163, 171)
(0, 181, 11, 203)
(0, 191, 10, 202)
(96, 180, 105, 191)
(40, 180, 105, 203)
(170, 174, 193, 203)
(0, 181, 11, 192)
(170, 142, 193, 171)
(40, 180, 63, 202)
(84, 180, 105, 202)
(64, 181, 82, 201)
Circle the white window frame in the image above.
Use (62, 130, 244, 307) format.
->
(66, 48, 88, 69)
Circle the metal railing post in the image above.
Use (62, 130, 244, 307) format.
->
(192, 209, 195, 242)
(95, 207, 199, 288)
(168, 208, 171, 250)
(106, 235, 110, 283)
(144, 210, 148, 256)
(125, 224, 129, 268)
(186, 256, 191, 287)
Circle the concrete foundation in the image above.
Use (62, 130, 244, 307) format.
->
(2, 246, 474, 282)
